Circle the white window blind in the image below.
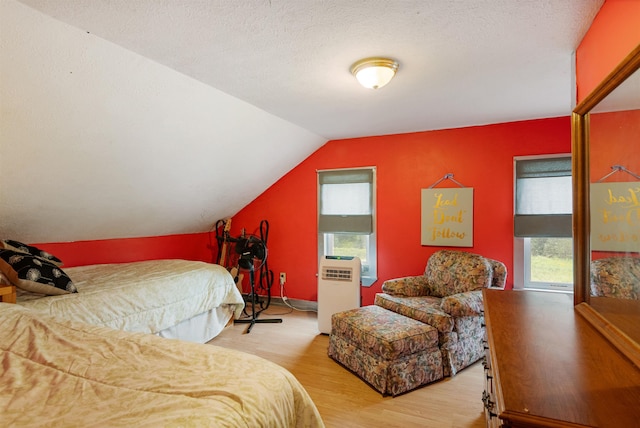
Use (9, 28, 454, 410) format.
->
(318, 169, 373, 234)
(514, 156, 572, 237)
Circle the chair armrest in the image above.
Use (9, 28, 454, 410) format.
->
(487, 258, 507, 289)
(440, 290, 484, 317)
(381, 275, 430, 297)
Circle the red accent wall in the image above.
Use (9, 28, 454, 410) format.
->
(34, 233, 215, 268)
(231, 118, 570, 305)
(576, 0, 640, 103)
(33, 118, 570, 304)
(589, 109, 640, 261)
(577, 0, 640, 260)
(590, 110, 640, 183)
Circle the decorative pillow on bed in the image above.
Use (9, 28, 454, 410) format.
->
(1, 239, 63, 266)
(0, 249, 77, 295)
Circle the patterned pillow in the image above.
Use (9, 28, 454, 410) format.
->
(0, 249, 77, 295)
(1, 239, 63, 266)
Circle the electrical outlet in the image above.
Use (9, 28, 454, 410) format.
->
(279, 272, 286, 285)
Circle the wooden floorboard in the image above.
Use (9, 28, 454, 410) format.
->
(209, 304, 486, 428)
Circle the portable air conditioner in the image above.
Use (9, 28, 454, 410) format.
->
(317, 256, 361, 334)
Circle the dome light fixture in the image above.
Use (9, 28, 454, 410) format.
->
(350, 57, 399, 89)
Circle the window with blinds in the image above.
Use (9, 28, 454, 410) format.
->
(514, 156, 574, 292)
(514, 156, 573, 237)
(317, 167, 376, 286)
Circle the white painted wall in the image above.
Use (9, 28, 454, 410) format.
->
(0, 0, 326, 243)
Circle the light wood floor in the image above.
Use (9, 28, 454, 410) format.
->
(209, 304, 486, 428)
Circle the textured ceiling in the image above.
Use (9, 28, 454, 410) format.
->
(17, 0, 604, 139)
(1, 0, 605, 244)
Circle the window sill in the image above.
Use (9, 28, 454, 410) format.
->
(361, 276, 377, 287)
(523, 287, 573, 294)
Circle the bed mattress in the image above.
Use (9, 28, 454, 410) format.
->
(17, 259, 245, 335)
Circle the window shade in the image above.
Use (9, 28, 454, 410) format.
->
(515, 157, 572, 179)
(318, 168, 374, 234)
(514, 157, 572, 237)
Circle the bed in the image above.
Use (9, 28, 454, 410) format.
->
(8, 256, 245, 342)
(0, 240, 244, 342)
(0, 239, 244, 343)
(0, 303, 324, 427)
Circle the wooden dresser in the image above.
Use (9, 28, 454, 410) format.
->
(482, 289, 640, 428)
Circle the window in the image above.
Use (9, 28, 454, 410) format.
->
(514, 156, 573, 291)
(318, 167, 376, 286)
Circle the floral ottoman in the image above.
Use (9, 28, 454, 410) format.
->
(328, 305, 444, 396)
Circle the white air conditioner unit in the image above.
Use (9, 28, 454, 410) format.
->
(317, 256, 361, 334)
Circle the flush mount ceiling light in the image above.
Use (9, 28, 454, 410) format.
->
(350, 57, 399, 89)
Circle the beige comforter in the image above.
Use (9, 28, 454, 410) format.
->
(0, 304, 324, 427)
(17, 259, 245, 334)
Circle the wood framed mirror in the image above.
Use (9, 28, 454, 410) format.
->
(572, 43, 640, 368)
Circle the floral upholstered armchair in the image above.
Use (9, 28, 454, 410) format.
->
(590, 256, 640, 300)
(374, 250, 507, 376)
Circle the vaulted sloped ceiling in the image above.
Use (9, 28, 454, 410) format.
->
(0, 0, 603, 244)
